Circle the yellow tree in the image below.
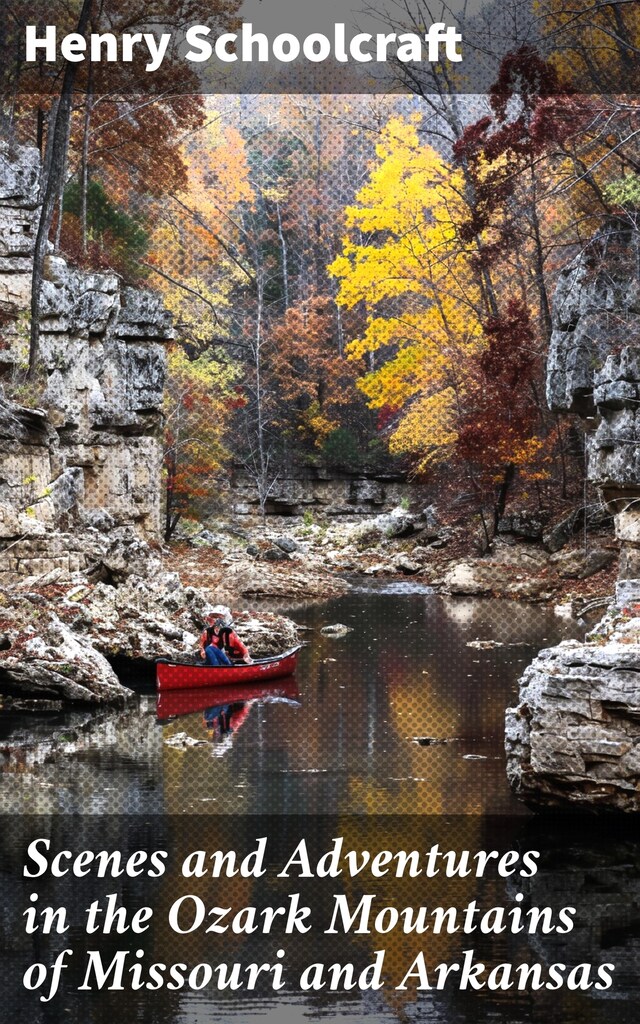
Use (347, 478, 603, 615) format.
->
(329, 116, 485, 472)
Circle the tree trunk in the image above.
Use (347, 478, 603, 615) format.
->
(493, 462, 515, 537)
(254, 270, 269, 527)
(164, 450, 182, 542)
(29, 0, 93, 378)
(275, 200, 289, 310)
(80, 63, 94, 256)
(53, 112, 73, 252)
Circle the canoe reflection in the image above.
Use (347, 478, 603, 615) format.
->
(156, 676, 300, 722)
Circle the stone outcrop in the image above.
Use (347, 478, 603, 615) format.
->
(229, 467, 430, 517)
(506, 585, 640, 812)
(0, 570, 300, 703)
(0, 141, 173, 580)
(0, 143, 305, 706)
(508, 218, 640, 812)
(546, 217, 640, 578)
(0, 615, 127, 705)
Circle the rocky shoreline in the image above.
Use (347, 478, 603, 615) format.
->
(0, 529, 301, 707)
(170, 500, 619, 601)
(0, 499, 617, 709)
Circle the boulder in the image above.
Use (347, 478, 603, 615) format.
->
(549, 546, 617, 579)
(497, 510, 550, 541)
(263, 547, 290, 562)
(320, 623, 353, 637)
(394, 555, 421, 575)
(410, 546, 434, 562)
(543, 511, 579, 553)
(443, 560, 509, 596)
(0, 615, 129, 705)
(192, 530, 224, 548)
(274, 536, 298, 553)
(375, 508, 416, 538)
(506, 631, 640, 813)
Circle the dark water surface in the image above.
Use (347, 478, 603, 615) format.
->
(2, 587, 639, 1024)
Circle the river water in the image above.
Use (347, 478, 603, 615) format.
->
(1, 586, 639, 1024)
(0, 584, 583, 815)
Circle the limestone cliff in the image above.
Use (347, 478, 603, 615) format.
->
(0, 142, 301, 705)
(507, 218, 640, 812)
(0, 141, 172, 578)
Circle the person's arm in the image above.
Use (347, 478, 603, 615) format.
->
(198, 629, 207, 659)
(230, 631, 252, 664)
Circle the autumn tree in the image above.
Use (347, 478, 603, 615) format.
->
(330, 116, 484, 472)
(163, 346, 237, 540)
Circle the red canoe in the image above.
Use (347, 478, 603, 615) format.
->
(156, 645, 302, 691)
(156, 677, 300, 720)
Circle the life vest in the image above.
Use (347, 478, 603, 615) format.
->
(205, 625, 235, 654)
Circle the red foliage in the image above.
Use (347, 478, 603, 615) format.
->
(488, 46, 562, 121)
(376, 404, 400, 431)
(455, 300, 541, 470)
(452, 46, 587, 252)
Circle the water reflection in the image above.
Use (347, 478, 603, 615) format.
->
(0, 590, 584, 815)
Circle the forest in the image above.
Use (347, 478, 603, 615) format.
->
(1, 0, 639, 547)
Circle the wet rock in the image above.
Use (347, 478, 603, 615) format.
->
(1, 697, 64, 712)
(320, 623, 353, 638)
(506, 629, 640, 813)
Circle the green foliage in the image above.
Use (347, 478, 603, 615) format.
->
(63, 179, 149, 267)
(603, 174, 640, 210)
(322, 428, 362, 471)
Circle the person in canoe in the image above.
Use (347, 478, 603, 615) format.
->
(199, 614, 253, 667)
